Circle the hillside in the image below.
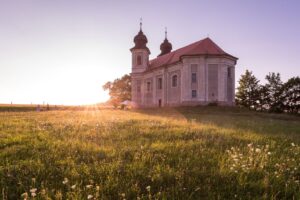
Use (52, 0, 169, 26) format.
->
(0, 107, 299, 199)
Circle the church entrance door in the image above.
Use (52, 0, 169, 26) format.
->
(158, 99, 162, 107)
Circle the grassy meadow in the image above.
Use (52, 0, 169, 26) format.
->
(0, 106, 299, 199)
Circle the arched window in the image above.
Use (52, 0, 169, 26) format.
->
(137, 55, 142, 65)
(147, 82, 151, 92)
(172, 75, 178, 87)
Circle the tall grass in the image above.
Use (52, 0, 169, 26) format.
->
(0, 107, 299, 199)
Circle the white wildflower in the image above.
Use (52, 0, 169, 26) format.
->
(71, 184, 76, 189)
(62, 177, 68, 184)
(30, 188, 37, 193)
(86, 184, 93, 189)
(146, 185, 151, 192)
(87, 194, 93, 199)
(291, 143, 296, 147)
(255, 148, 261, 153)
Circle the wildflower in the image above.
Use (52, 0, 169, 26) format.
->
(71, 184, 76, 189)
(255, 148, 261, 153)
(291, 143, 296, 147)
(86, 184, 93, 189)
(30, 188, 37, 193)
(121, 193, 126, 197)
(146, 185, 151, 192)
(267, 152, 271, 155)
(247, 143, 253, 148)
(87, 194, 93, 199)
(62, 177, 68, 184)
(31, 192, 36, 197)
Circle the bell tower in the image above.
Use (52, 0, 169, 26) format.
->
(130, 20, 150, 73)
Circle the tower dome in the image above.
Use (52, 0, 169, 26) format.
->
(158, 28, 172, 57)
(131, 21, 150, 53)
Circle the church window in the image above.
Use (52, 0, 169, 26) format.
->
(137, 85, 141, 93)
(172, 75, 178, 87)
(147, 82, 151, 92)
(158, 78, 163, 89)
(137, 80, 141, 93)
(192, 73, 197, 83)
(137, 55, 142, 65)
(192, 90, 197, 98)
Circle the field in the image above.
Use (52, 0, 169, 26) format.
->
(0, 106, 299, 199)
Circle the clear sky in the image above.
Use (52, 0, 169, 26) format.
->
(0, 0, 299, 105)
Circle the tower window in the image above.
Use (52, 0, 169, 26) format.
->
(227, 67, 231, 78)
(147, 82, 151, 92)
(172, 75, 178, 87)
(192, 73, 197, 83)
(137, 55, 142, 65)
(157, 78, 162, 89)
(192, 90, 197, 98)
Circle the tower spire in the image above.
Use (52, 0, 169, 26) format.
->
(165, 27, 167, 39)
(140, 18, 143, 31)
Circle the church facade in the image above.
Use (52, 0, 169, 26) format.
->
(130, 24, 238, 108)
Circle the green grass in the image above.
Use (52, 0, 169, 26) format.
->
(0, 106, 299, 199)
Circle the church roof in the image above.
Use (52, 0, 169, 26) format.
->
(148, 37, 237, 70)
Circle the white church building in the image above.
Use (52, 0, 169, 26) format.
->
(130, 23, 238, 108)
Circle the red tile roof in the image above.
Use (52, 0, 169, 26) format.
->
(148, 37, 237, 70)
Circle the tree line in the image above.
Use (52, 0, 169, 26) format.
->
(236, 70, 299, 114)
(102, 71, 299, 114)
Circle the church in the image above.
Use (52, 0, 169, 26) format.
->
(130, 23, 238, 108)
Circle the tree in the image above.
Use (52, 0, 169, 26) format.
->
(264, 72, 284, 112)
(236, 70, 260, 110)
(103, 74, 131, 107)
(281, 77, 300, 114)
(257, 85, 269, 111)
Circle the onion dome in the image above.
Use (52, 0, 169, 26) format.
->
(130, 21, 150, 53)
(158, 28, 172, 57)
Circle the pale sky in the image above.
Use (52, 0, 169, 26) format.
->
(0, 0, 299, 105)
